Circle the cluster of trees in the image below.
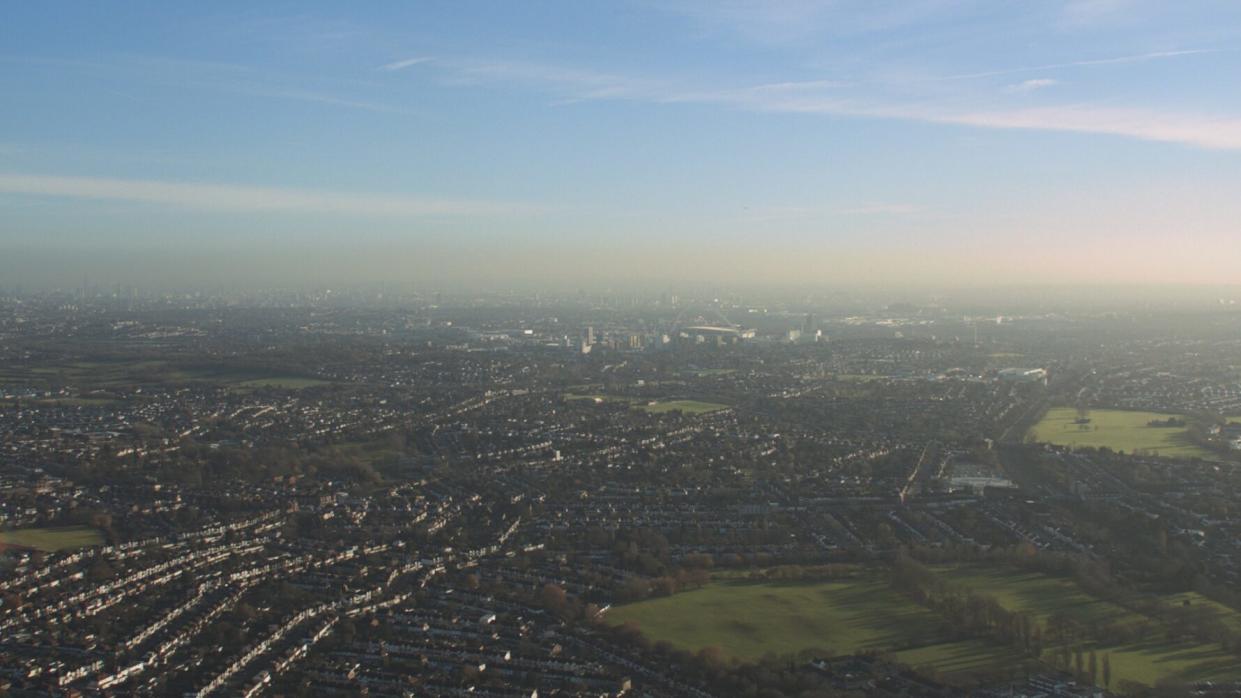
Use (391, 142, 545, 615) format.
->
(742, 564, 857, 583)
(901, 544, 1241, 678)
(614, 567, 712, 603)
(1044, 644, 1112, 690)
(891, 554, 1045, 655)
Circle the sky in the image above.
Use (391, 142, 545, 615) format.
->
(2, 1, 1241, 290)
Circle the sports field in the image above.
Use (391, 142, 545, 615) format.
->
(608, 567, 1241, 692)
(936, 565, 1241, 691)
(606, 577, 1025, 679)
(232, 376, 331, 390)
(0, 525, 104, 552)
(565, 394, 728, 415)
(935, 566, 1140, 626)
(1028, 408, 1210, 459)
(637, 399, 728, 414)
(3, 360, 332, 392)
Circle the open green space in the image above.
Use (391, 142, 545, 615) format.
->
(564, 393, 636, 404)
(608, 566, 1241, 692)
(3, 359, 332, 392)
(1028, 407, 1210, 459)
(828, 373, 889, 382)
(934, 565, 1141, 627)
(889, 639, 1030, 679)
(934, 565, 1241, 691)
(231, 376, 331, 390)
(684, 368, 737, 377)
(1166, 592, 1241, 633)
(0, 396, 120, 407)
(0, 525, 104, 552)
(606, 577, 1024, 680)
(637, 399, 728, 414)
(564, 394, 728, 415)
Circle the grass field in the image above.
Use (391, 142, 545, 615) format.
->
(935, 565, 1241, 691)
(0, 396, 120, 407)
(606, 577, 1026, 679)
(608, 567, 1241, 692)
(828, 373, 889, 382)
(1028, 407, 1211, 459)
(637, 399, 728, 414)
(232, 376, 331, 390)
(3, 360, 331, 392)
(684, 368, 737, 376)
(565, 394, 728, 415)
(0, 525, 104, 552)
(934, 566, 1141, 627)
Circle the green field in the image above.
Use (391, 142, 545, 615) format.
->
(637, 399, 728, 414)
(1028, 408, 1211, 459)
(935, 566, 1141, 627)
(608, 567, 1241, 692)
(937, 565, 1241, 691)
(606, 577, 1025, 679)
(684, 368, 737, 377)
(0, 525, 104, 552)
(3, 360, 331, 392)
(565, 394, 728, 415)
(828, 373, 889, 382)
(232, 376, 331, 390)
(0, 396, 120, 407)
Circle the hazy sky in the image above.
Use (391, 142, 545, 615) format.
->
(3, 1, 1241, 289)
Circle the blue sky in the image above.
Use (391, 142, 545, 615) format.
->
(2, 1, 1241, 288)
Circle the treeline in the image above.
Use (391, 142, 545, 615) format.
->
(891, 553, 1044, 655)
(741, 563, 860, 584)
(903, 543, 1241, 657)
(614, 567, 712, 603)
(890, 553, 1123, 689)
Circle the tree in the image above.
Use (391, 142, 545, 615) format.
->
(1102, 653, 1111, 688)
(540, 583, 567, 613)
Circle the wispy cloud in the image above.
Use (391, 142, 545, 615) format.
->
(414, 54, 1241, 151)
(0, 173, 549, 218)
(940, 49, 1227, 81)
(4, 54, 422, 118)
(379, 56, 433, 72)
(651, 0, 962, 44)
(923, 105, 1241, 151)
(1004, 78, 1059, 93)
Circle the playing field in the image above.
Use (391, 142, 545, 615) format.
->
(565, 395, 728, 415)
(0, 525, 104, 552)
(605, 577, 1025, 679)
(637, 399, 728, 414)
(1028, 408, 1210, 459)
(937, 565, 1241, 691)
(935, 566, 1141, 627)
(608, 567, 1241, 692)
(4, 360, 332, 393)
(231, 376, 331, 390)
